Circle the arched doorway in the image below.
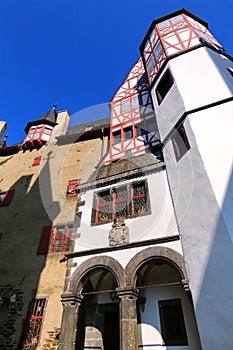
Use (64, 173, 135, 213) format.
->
(76, 266, 120, 350)
(126, 247, 202, 349)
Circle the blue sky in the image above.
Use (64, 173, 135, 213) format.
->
(1, 0, 232, 145)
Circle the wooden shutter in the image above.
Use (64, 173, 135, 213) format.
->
(32, 156, 42, 166)
(37, 226, 52, 254)
(2, 189, 15, 206)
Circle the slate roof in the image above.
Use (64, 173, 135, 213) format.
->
(78, 151, 164, 192)
(56, 117, 110, 145)
(24, 106, 58, 133)
(66, 117, 110, 135)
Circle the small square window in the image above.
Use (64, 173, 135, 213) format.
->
(156, 70, 174, 105)
(124, 126, 133, 140)
(32, 156, 42, 166)
(50, 226, 72, 254)
(113, 130, 121, 145)
(172, 124, 190, 161)
(67, 179, 80, 197)
(158, 299, 188, 346)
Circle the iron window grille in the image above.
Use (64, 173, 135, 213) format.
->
(92, 180, 149, 224)
(22, 298, 47, 350)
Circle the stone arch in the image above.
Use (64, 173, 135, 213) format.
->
(69, 255, 125, 295)
(125, 246, 188, 287)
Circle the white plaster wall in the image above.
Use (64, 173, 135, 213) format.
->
(150, 47, 233, 142)
(70, 240, 183, 278)
(74, 170, 179, 252)
(188, 102, 233, 242)
(161, 107, 233, 349)
(169, 47, 233, 111)
(139, 285, 201, 350)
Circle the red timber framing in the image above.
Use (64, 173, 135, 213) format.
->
(92, 181, 148, 224)
(142, 11, 223, 85)
(103, 58, 160, 164)
(22, 124, 53, 150)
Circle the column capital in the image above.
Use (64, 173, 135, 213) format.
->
(61, 292, 83, 305)
(116, 287, 138, 299)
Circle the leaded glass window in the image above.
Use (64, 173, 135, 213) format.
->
(92, 181, 149, 224)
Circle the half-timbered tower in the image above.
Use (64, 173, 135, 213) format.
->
(139, 8, 233, 350)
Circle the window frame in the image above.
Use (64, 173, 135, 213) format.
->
(50, 225, 72, 254)
(156, 70, 174, 105)
(22, 298, 47, 349)
(171, 124, 190, 161)
(66, 179, 80, 197)
(32, 156, 42, 166)
(113, 130, 121, 145)
(92, 180, 150, 225)
(158, 298, 188, 346)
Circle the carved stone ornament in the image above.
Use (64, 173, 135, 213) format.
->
(108, 218, 129, 246)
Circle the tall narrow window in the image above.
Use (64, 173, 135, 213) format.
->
(124, 126, 133, 140)
(171, 124, 190, 161)
(50, 226, 72, 254)
(22, 298, 47, 350)
(113, 186, 128, 219)
(131, 182, 146, 215)
(95, 190, 111, 223)
(113, 130, 121, 145)
(156, 70, 174, 104)
(158, 299, 188, 346)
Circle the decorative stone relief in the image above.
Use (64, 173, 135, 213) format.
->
(108, 218, 129, 246)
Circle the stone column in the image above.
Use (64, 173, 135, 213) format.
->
(117, 287, 138, 350)
(58, 293, 83, 350)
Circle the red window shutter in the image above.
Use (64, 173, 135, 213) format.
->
(2, 189, 15, 206)
(32, 156, 42, 166)
(37, 226, 52, 254)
